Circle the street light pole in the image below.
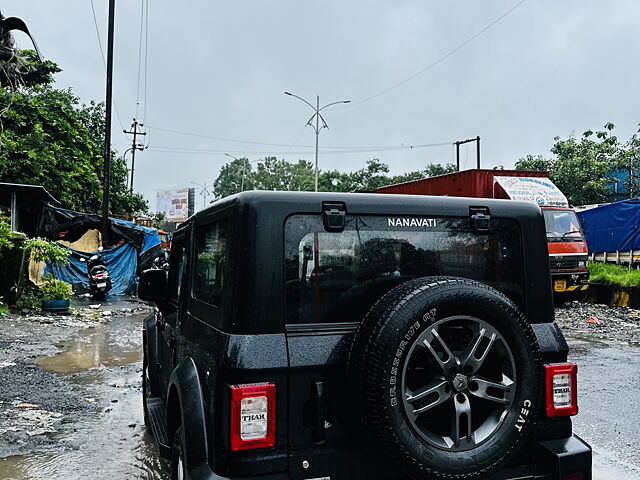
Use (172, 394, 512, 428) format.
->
(190, 181, 211, 209)
(284, 92, 350, 192)
(224, 153, 248, 192)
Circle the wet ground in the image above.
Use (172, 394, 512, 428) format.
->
(568, 337, 640, 479)
(0, 300, 638, 479)
(0, 297, 169, 479)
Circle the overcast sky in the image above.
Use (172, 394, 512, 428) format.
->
(7, 0, 640, 211)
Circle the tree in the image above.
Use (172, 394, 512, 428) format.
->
(549, 124, 620, 206)
(212, 157, 459, 197)
(515, 124, 625, 206)
(424, 163, 457, 177)
(213, 157, 253, 199)
(619, 125, 640, 198)
(0, 53, 147, 216)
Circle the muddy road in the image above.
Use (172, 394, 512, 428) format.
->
(0, 301, 638, 479)
(0, 300, 168, 480)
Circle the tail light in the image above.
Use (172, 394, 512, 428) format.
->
(544, 363, 578, 417)
(230, 383, 276, 451)
(564, 473, 584, 480)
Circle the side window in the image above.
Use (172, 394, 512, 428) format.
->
(167, 241, 187, 302)
(193, 219, 228, 306)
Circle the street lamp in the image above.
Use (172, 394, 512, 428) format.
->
(284, 92, 350, 192)
(190, 181, 212, 209)
(224, 153, 248, 192)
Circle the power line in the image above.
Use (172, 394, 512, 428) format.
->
(147, 141, 452, 157)
(333, 0, 528, 109)
(147, 125, 446, 151)
(89, 0, 126, 134)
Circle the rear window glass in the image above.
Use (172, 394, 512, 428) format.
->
(284, 215, 523, 325)
(193, 219, 228, 306)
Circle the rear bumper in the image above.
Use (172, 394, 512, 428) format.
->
(536, 434, 592, 480)
(187, 464, 287, 480)
(551, 271, 589, 292)
(187, 435, 591, 480)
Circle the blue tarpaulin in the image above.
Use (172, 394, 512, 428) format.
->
(45, 243, 138, 295)
(576, 198, 640, 253)
(38, 206, 163, 294)
(110, 217, 160, 254)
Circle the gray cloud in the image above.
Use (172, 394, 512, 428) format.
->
(8, 0, 640, 210)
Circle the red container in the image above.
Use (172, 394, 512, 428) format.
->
(374, 169, 550, 199)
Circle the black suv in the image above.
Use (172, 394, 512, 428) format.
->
(139, 191, 591, 480)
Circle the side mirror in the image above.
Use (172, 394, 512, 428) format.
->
(138, 268, 168, 304)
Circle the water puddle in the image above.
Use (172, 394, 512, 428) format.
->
(36, 314, 144, 374)
(0, 311, 170, 479)
(0, 432, 168, 480)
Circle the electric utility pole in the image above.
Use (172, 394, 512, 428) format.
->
(101, 0, 116, 248)
(123, 118, 146, 192)
(284, 92, 351, 192)
(454, 136, 481, 172)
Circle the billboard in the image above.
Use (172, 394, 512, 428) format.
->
(156, 187, 195, 222)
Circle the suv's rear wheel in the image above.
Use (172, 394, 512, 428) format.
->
(349, 277, 542, 479)
(171, 427, 187, 480)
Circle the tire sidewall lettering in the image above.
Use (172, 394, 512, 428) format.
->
(389, 308, 436, 407)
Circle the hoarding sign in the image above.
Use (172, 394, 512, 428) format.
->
(494, 176, 569, 207)
(156, 187, 194, 222)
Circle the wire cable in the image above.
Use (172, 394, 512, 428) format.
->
(147, 141, 452, 157)
(333, 0, 528, 109)
(147, 125, 447, 151)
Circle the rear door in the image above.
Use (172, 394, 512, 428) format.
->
(283, 212, 525, 479)
(157, 227, 189, 394)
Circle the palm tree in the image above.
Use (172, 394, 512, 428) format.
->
(0, 9, 42, 90)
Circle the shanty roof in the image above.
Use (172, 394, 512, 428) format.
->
(0, 182, 61, 206)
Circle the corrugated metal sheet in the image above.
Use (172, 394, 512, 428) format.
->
(374, 169, 549, 199)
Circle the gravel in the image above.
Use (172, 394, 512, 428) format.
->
(555, 301, 640, 345)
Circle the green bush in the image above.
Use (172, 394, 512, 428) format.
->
(22, 238, 70, 267)
(0, 216, 13, 251)
(588, 262, 640, 287)
(15, 285, 43, 310)
(40, 276, 73, 301)
(0, 300, 9, 315)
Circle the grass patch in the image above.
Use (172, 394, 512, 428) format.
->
(588, 262, 640, 287)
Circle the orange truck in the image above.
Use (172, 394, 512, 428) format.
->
(374, 169, 589, 295)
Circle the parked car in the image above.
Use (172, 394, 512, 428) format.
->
(139, 191, 591, 480)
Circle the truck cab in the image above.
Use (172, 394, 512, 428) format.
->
(542, 207, 589, 294)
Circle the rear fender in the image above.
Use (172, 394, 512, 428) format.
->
(166, 357, 209, 471)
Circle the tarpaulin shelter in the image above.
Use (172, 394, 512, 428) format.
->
(39, 206, 162, 294)
(576, 198, 640, 253)
(46, 243, 138, 295)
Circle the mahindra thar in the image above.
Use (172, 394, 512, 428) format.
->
(139, 191, 591, 480)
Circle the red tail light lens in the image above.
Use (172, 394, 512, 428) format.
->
(230, 383, 276, 451)
(544, 363, 578, 417)
(564, 472, 584, 480)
